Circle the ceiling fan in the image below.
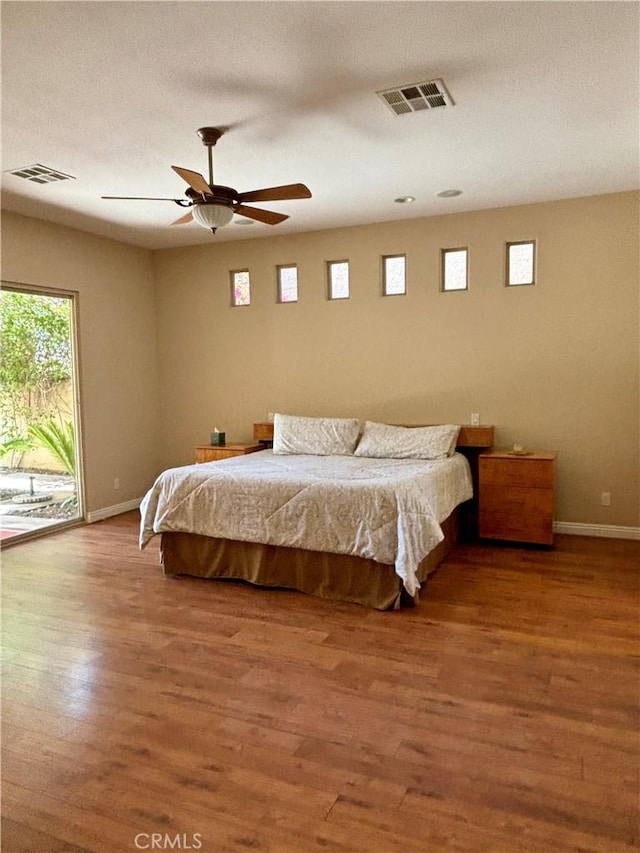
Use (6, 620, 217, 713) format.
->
(102, 127, 312, 233)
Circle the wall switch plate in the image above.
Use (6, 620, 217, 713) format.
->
(600, 492, 611, 507)
(113, 477, 120, 490)
(470, 413, 480, 426)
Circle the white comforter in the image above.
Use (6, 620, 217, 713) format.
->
(139, 450, 472, 596)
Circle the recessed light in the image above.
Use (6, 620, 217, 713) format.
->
(437, 189, 462, 198)
(394, 196, 416, 204)
(234, 218, 255, 225)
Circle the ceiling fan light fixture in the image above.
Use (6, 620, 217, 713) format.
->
(191, 203, 234, 232)
(102, 128, 311, 235)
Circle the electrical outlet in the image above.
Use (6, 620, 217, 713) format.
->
(114, 477, 120, 491)
(267, 412, 275, 422)
(470, 412, 480, 426)
(600, 492, 611, 507)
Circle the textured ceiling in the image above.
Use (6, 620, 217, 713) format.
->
(1, 1, 638, 250)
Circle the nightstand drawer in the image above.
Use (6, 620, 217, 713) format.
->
(480, 457, 554, 488)
(479, 484, 554, 544)
(480, 483, 554, 515)
(479, 510, 554, 545)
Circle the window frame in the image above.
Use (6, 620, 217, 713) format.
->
(381, 253, 407, 297)
(326, 259, 350, 300)
(230, 269, 251, 307)
(441, 247, 469, 292)
(276, 263, 299, 304)
(505, 240, 536, 287)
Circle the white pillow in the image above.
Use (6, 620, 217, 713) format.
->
(272, 413, 361, 456)
(354, 421, 460, 460)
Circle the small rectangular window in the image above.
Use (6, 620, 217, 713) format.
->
(506, 240, 536, 286)
(382, 254, 406, 296)
(230, 269, 250, 306)
(277, 264, 298, 303)
(441, 248, 468, 291)
(327, 260, 349, 300)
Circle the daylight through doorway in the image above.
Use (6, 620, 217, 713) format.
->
(0, 283, 84, 542)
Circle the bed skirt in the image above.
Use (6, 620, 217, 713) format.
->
(159, 509, 460, 610)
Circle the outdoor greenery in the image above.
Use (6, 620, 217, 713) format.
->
(28, 419, 76, 476)
(0, 436, 33, 457)
(0, 290, 74, 469)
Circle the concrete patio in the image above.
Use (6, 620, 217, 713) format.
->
(0, 470, 78, 539)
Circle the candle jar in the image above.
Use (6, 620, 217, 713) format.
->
(210, 431, 226, 446)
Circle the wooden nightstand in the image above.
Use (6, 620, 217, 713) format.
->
(479, 450, 556, 545)
(195, 443, 262, 463)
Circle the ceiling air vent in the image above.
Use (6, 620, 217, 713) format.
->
(6, 163, 75, 184)
(377, 79, 454, 117)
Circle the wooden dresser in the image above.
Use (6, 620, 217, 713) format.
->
(479, 450, 556, 545)
(195, 443, 262, 463)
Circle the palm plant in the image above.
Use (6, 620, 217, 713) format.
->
(0, 435, 34, 470)
(0, 436, 34, 457)
(28, 419, 76, 476)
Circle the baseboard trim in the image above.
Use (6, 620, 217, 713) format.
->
(554, 521, 640, 541)
(87, 498, 142, 524)
(85, 505, 639, 539)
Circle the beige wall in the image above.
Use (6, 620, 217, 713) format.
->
(2, 211, 161, 513)
(153, 191, 639, 528)
(3, 193, 638, 528)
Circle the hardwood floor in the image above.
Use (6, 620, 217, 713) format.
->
(2, 512, 638, 853)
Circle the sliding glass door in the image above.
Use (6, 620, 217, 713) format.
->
(0, 283, 84, 543)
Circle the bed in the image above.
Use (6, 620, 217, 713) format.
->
(140, 416, 493, 609)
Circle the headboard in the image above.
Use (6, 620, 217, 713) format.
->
(254, 421, 494, 449)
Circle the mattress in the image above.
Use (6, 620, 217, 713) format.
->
(140, 449, 472, 596)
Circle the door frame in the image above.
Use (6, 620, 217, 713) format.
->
(1, 280, 86, 543)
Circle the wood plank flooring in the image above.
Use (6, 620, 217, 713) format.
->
(2, 512, 638, 853)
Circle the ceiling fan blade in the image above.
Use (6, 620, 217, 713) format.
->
(171, 211, 194, 226)
(234, 205, 289, 225)
(102, 196, 184, 201)
(237, 183, 312, 203)
(171, 166, 212, 196)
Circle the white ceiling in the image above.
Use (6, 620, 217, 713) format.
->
(2, 1, 638, 250)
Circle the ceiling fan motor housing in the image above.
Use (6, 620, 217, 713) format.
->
(185, 185, 237, 205)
